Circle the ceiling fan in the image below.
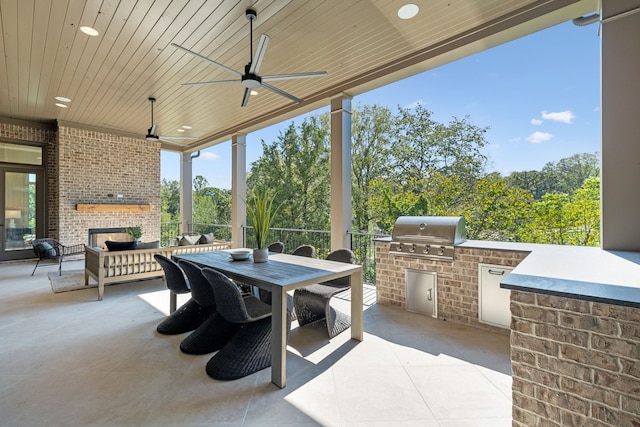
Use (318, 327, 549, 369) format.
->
(171, 8, 327, 107)
(145, 97, 196, 145)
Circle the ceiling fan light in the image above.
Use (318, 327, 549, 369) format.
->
(398, 4, 419, 20)
(80, 26, 99, 36)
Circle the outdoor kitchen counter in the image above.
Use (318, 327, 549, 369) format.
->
(457, 240, 640, 309)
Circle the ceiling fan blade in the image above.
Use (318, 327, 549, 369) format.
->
(171, 43, 242, 77)
(261, 82, 302, 103)
(262, 71, 328, 81)
(181, 79, 240, 86)
(249, 34, 270, 75)
(241, 87, 252, 107)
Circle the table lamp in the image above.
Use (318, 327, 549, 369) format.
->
(5, 210, 21, 228)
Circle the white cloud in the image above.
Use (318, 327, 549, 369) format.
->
(541, 110, 575, 124)
(526, 131, 553, 144)
(200, 152, 220, 161)
(530, 118, 543, 125)
(404, 100, 425, 109)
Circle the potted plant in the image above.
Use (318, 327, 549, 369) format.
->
(245, 189, 282, 262)
(123, 225, 143, 241)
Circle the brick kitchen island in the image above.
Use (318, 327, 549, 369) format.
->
(375, 238, 640, 425)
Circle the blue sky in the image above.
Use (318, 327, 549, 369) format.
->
(161, 20, 600, 189)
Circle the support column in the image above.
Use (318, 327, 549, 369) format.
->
(601, 0, 640, 250)
(231, 134, 247, 248)
(330, 95, 353, 250)
(179, 152, 193, 233)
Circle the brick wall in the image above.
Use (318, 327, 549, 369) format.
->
(56, 125, 161, 245)
(376, 241, 528, 330)
(511, 291, 640, 426)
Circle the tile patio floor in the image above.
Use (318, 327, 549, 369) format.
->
(0, 258, 512, 426)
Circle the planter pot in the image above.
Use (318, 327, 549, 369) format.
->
(253, 248, 269, 263)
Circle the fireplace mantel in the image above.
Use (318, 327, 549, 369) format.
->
(76, 204, 151, 213)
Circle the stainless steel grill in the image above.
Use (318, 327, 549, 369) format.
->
(390, 216, 466, 261)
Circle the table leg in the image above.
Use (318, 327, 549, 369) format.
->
(350, 268, 364, 341)
(270, 286, 288, 388)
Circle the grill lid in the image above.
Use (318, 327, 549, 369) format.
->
(390, 216, 466, 260)
(392, 216, 466, 244)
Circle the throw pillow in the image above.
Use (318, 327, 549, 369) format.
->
(36, 241, 57, 258)
(105, 240, 137, 252)
(137, 240, 161, 250)
(198, 233, 215, 244)
(178, 235, 200, 246)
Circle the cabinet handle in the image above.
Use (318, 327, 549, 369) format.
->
(426, 289, 432, 301)
(488, 269, 505, 275)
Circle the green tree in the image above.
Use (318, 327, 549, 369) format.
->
(352, 104, 393, 232)
(160, 179, 180, 223)
(462, 174, 533, 241)
(247, 115, 331, 230)
(391, 104, 489, 189)
(193, 175, 231, 225)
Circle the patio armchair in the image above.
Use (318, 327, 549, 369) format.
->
(177, 260, 240, 355)
(154, 254, 212, 335)
(201, 267, 282, 381)
(31, 238, 85, 276)
(293, 248, 355, 338)
(267, 241, 285, 253)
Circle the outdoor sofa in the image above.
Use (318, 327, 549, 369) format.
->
(85, 237, 231, 300)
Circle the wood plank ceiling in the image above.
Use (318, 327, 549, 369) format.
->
(0, 0, 596, 152)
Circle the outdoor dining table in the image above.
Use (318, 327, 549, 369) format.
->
(172, 250, 364, 388)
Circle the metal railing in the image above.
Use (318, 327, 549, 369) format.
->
(162, 222, 388, 285)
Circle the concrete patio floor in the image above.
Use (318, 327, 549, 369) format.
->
(0, 258, 512, 426)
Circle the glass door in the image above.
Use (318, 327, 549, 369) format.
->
(1, 169, 45, 261)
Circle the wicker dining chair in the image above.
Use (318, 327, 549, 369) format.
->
(177, 260, 240, 355)
(201, 267, 277, 381)
(267, 241, 285, 253)
(258, 244, 315, 309)
(154, 255, 212, 335)
(293, 248, 355, 338)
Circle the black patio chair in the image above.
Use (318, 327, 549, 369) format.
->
(267, 241, 285, 253)
(31, 238, 85, 276)
(201, 267, 280, 381)
(177, 260, 240, 355)
(154, 254, 211, 335)
(293, 248, 355, 338)
(258, 244, 315, 308)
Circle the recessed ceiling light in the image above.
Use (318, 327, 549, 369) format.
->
(80, 26, 99, 36)
(250, 90, 258, 96)
(398, 4, 419, 19)
(55, 96, 71, 103)
(55, 103, 68, 108)
(181, 125, 192, 129)
(177, 129, 185, 132)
